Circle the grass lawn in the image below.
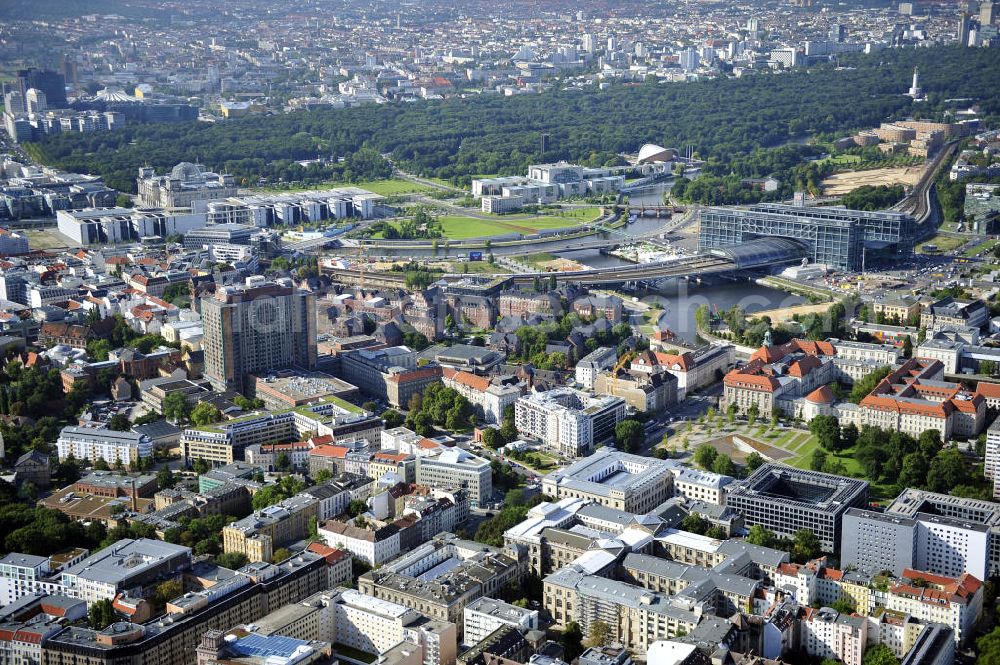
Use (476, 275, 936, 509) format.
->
(964, 238, 999, 258)
(814, 154, 863, 166)
(516, 451, 559, 474)
(916, 233, 967, 255)
(450, 261, 510, 274)
(523, 253, 557, 267)
(435, 210, 598, 239)
(25, 228, 73, 250)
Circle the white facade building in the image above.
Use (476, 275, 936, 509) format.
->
(56, 426, 153, 464)
(462, 597, 539, 646)
(515, 388, 626, 457)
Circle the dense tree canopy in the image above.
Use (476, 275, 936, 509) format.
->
(26, 48, 1000, 193)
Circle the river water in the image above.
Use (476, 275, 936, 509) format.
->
(556, 181, 805, 343)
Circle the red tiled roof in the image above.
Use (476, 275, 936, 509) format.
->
(306, 542, 350, 564)
(976, 382, 1000, 398)
(805, 386, 836, 404)
(309, 444, 350, 458)
(447, 369, 490, 392)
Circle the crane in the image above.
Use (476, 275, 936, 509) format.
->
(611, 351, 635, 397)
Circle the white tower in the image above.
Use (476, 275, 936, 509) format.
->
(907, 67, 922, 99)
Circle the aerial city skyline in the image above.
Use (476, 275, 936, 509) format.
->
(0, 1, 998, 665)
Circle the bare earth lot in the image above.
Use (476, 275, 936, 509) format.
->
(821, 166, 924, 195)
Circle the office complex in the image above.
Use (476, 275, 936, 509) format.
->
(321, 588, 457, 665)
(842, 507, 990, 580)
(180, 396, 379, 465)
(56, 426, 153, 464)
(441, 369, 523, 425)
(543, 566, 700, 653)
(473, 162, 626, 213)
(14, 68, 67, 107)
(56, 207, 209, 246)
(183, 223, 258, 248)
(541, 447, 674, 514)
(699, 203, 914, 271)
(59, 539, 192, 604)
(222, 494, 320, 563)
(252, 370, 358, 410)
(885, 570, 983, 646)
(41, 551, 330, 665)
(340, 346, 443, 408)
(725, 464, 869, 552)
(514, 388, 626, 457)
(201, 278, 316, 393)
(415, 449, 492, 508)
(204, 188, 381, 225)
(358, 534, 524, 639)
(872, 489, 1000, 577)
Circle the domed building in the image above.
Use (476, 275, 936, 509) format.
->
(136, 162, 238, 208)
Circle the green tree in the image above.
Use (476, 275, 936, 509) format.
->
(216, 552, 249, 570)
(89, 599, 116, 629)
(482, 427, 503, 449)
(850, 366, 893, 403)
(347, 499, 367, 517)
(862, 643, 900, 665)
(899, 452, 930, 489)
(712, 455, 735, 477)
(154, 579, 183, 607)
(694, 444, 718, 470)
(272, 548, 293, 563)
(190, 402, 222, 426)
(810, 415, 842, 451)
(841, 422, 859, 450)
(680, 514, 709, 535)
(586, 620, 613, 648)
(747, 404, 759, 426)
(925, 447, 966, 493)
(162, 392, 191, 423)
(193, 457, 210, 474)
(156, 468, 175, 489)
(381, 409, 405, 428)
(745, 452, 765, 473)
(792, 529, 821, 561)
(561, 622, 584, 663)
(314, 469, 333, 483)
(108, 413, 131, 431)
(811, 448, 829, 472)
(746, 524, 777, 548)
(614, 419, 644, 453)
(830, 596, 857, 615)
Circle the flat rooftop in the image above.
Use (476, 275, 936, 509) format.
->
(728, 464, 869, 510)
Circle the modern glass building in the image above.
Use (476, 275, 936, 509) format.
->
(699, 203, 914, 271)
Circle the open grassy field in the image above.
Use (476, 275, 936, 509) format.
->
(813, 154, 863, 166)
(915, 232, 967, 255)
(964, 238, 999, 258)
(434, 207, 601, 239)
(25, 228, 75, 250)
